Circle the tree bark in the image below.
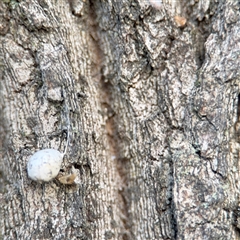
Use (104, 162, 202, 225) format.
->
(1, 0, 240, 239)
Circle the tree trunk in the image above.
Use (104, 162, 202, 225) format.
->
(1, 0, 240, 239)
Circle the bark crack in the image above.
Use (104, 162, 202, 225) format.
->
(88, 3, 131, 238)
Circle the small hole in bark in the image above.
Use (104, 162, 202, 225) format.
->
(196, 150, 201, 157)
(73, 163, 81, 170)
(77, 92, 87, 99)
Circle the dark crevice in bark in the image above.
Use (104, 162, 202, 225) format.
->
(170, 201, 178, 240)
(192, 142, 226, 180)
(167, 141, 178, 240)
(237, 94, 240, 121)
(89, 2, 132, 238)
(209, 162, 225, 179)
(100, 65, 133, 239)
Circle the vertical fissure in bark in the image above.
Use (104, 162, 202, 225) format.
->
(88, 2, 131, 238)
(237, 94, 240, 122)
(168, 149, 178, 240)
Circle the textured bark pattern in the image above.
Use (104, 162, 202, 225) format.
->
(1, 0, 240, 240)
(94, 0, 240, 239)
(1, 0, 124, 239)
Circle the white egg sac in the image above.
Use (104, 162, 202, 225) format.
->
(27, 149, 64, 182)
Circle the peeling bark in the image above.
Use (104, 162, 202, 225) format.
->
(1, 0, 240, 239)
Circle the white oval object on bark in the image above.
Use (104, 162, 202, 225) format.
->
(27, 149, 64, 182)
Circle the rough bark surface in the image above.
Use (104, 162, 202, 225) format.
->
(1, 0, 240, 240)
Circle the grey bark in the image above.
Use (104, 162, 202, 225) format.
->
(0, 0, 240, 239)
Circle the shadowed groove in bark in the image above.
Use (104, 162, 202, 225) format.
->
(88, 2, 132, 238)
(237, 94, 240, 121)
